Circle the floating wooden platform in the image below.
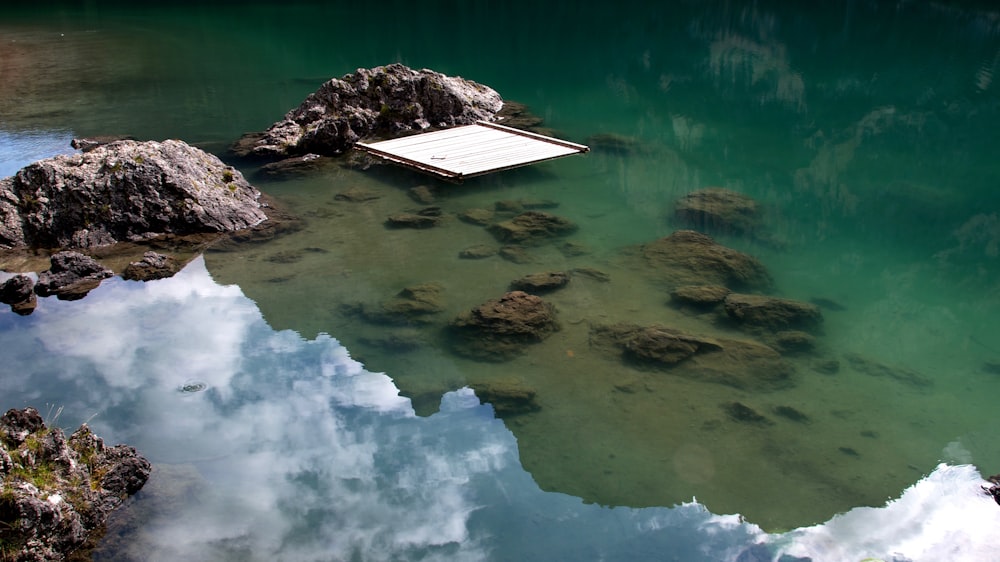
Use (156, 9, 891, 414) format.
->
(355, 121, 589, 181)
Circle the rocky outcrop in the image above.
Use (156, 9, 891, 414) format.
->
(0, 407, 151, 561)
(34, 251, 114, 300)
(590, 322, 793, 390)
(723, 293, 823, 331)
(448, 291, 559, 361)
(640, 230, 772, 290)
(231, 64, 504, 159)
(0, 139, 267, 250)
(674, 187, 762, 235)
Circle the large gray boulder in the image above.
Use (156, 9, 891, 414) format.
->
(231, 63, 504, 158)
(0, 139, 267, 250)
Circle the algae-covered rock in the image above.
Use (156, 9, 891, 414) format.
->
(488, 211, 578, 245)
(640, 230, 772, 290)
(448, 291, 559, 361)
(723, 293, 823, 331)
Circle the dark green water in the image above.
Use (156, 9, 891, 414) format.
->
(3, 1, 1000, 559)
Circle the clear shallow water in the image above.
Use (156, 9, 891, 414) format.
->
(3, 1, 1000, 559)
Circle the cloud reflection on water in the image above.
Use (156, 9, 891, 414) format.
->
(0, 257, 765, 561)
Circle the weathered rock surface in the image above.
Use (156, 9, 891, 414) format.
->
(0, 274, 36, 315)
(640, 230, 772, 290)
(674, 187, 762, 235)
(34, 251, 113, 300)
(590, 322, 794, 390)
(509, 271, 570, 294)
(0, 139, 267, 250)
(0, 407, 151, 562)
(469, 379, 541, 416)
(231, 63, 503, 158)
(488, 211, 578, 245)
(122, 251, 182, 282)
(723, 293, 823, 331)
(448, 291, 559, 361)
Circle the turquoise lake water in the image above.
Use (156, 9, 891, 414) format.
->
(2, 1, 1000, 560)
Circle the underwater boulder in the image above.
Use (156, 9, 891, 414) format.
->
(640, 230, 772, 290)
(723, 293, 823, 331)
(447, 291, 559, 361)
(674, 187, 762, 236)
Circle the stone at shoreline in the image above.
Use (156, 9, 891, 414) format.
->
(70, 135, 137, 152)
(723, 293, 823, 331)
(0, 407, 151, 562)
(231, 63, 503, 159)
(674, 187, 762, 235)
(494, 101, 544, 131)
(0, 139, 267, 250)
(34, 251, 114, 300)
(590, 322, 794, 390)
(509, 271, 570, 294)
(448, 291, 559, 361)
(122, 251, 181, 282)
(0, 274, 36, 315)
(488, 211, 578, 245)
(639, 230, 772, 290)
(469, 379, 541, 416)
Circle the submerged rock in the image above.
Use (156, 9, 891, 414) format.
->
(488, 211, 578, 245)
(0, 139, 267, 250)
(469, 379, 541, 416)
(386, 207, 443, 229)
(509, 271, 570, 294)
(590, 322, 794, 390)
(34, 251, 113, 300)
(674, 187, 762, 235)
(639, 230, 772, 290)
(0, 407, 151, 562)
(231, 63, 504, 158)
(458, 244, 497, 259)
(346, 283, 446, 326)
(844, 353, 932, 388)
(448, 291, 559, 361)
(723, 293, 823, 331)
